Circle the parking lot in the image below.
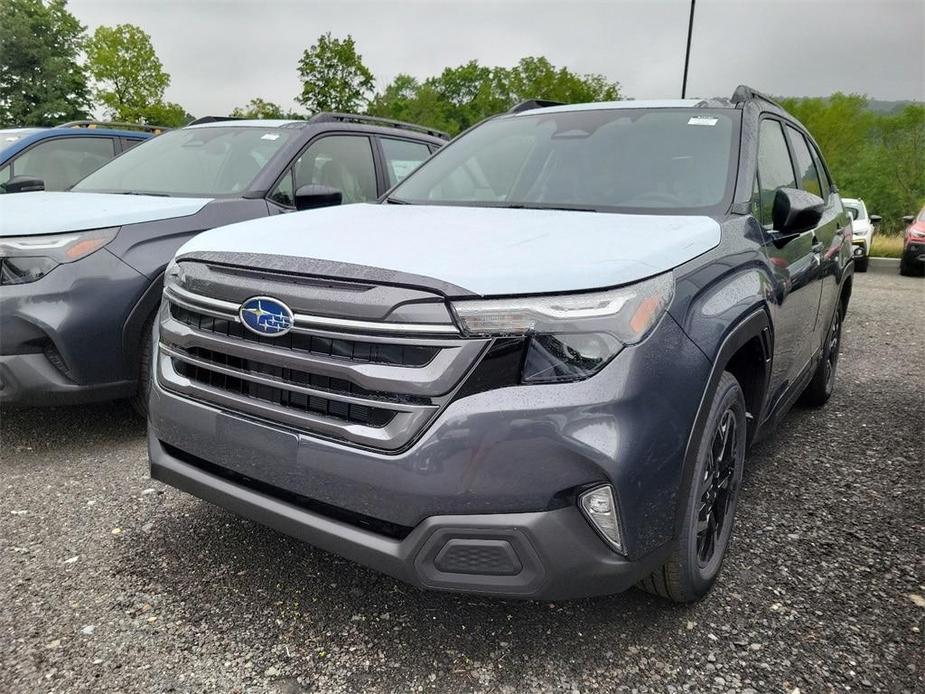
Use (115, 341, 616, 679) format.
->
(0, 264, 922, 694)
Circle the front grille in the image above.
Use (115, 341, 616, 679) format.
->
(157, 274, 489, 451)
(173, 358, 396, 428)
(171, 304, 438, 367)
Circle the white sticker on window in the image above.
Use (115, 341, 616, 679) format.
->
(688, 116, 719, 126)
(261, 133, 280, 140)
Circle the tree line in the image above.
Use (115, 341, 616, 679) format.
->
(1, 0, 921, 231)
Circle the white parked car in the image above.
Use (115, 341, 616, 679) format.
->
(842, 197, 880, 272)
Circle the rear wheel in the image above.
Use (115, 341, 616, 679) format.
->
(639, 371, 746, 603)
(800, 299, 843, 406)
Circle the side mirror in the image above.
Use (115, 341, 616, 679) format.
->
(903, 215, 915, 226)
(294, 184, 342, 211)
(869, 214, 882, 225)
(771, 187, 824, 240)
(1, 175, 45, 193)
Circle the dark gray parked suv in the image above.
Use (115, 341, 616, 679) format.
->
(148, 87, 854, 601)
(0, 114, 445, 409)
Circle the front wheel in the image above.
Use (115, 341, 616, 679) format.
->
(130, 313, 157, 417)
(639, 371, 746, 603)
(854, 254, 869, 273)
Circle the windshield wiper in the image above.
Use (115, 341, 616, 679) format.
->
(116, 191, 170, 197)
(502, 203, 599, 213)
(384, 196, 412, 205)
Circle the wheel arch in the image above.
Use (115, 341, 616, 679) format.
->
(121, 271, 165, 383)
(673, 309, 771, 537)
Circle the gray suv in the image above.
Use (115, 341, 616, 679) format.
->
(148, 87, 854, 601)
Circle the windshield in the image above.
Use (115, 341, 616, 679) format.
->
(73, 126, 293, 196)
(844, 205, 860, 220)
(389, 108, 738, 213)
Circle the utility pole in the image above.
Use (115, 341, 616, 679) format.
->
(681, 0, 696, 98)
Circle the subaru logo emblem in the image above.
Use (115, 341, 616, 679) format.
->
(239, 296, 294, 337)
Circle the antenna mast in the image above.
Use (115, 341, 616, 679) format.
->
(681, 0, 696, 98)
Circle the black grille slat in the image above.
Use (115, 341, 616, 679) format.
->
(173, 359, 396, 428)
(170, 304, 437, 367)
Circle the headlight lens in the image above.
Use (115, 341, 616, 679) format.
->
(452, 273, 674, 383)
(0, 227, 119, 285)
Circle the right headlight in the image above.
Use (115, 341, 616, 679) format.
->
(451, 272, 674, 384)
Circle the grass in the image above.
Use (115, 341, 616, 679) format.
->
(869, 234, 904, 258)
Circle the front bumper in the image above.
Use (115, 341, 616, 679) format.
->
(851, 238, 870, 257)
(0, 248, 147, 406)
(150, 433, 670, 599)
(148, 312, 711, 598)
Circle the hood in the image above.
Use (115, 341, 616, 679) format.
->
(0, 192, 213, 237)
(178, 203, 722, 296)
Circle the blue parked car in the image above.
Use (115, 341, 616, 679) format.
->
(0, 121, 163, 193)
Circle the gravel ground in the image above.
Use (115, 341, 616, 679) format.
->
(1, 265, 923, 694)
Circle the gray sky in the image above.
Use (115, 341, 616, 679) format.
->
(69, 0, 924, 116)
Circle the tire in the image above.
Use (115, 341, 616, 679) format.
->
(639, 371, 747, 603)
(130, 313, 157, 417)
(800, 299, 843, 407)
(854, 255, 868, 273)
(900, 256, 922, 276)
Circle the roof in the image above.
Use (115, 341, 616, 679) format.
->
(841, 198, 861, 205)
(185, 119, 304, 130)
(0, 128, 43, 142)
(509, 98, 722, 116)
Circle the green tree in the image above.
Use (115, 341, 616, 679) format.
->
(0, 0, 89, 126)
(231, 98, 286, 119)
(85, 23, 184, 126)
(780, 94, 925, 232)
(296, 32, 374, 113)
(369, 57, 621, 135)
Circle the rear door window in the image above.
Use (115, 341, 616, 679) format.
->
(380, 138, 432, 186)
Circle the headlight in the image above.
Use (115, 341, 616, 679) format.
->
(0, 227, 119, 285)
(452, 273, 674, 383)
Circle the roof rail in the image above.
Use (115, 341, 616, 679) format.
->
(187, 116, 243, 126)
(730, 85, 784, 110)
(307, 112, 449, 140)
(55, 120, 170, 134)
(508, 99, 566, 114)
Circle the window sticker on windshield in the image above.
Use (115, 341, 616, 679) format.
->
(261, 133, 280, 140)
(688, 116, 719, 126)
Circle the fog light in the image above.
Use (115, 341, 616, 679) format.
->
(579, 485, 623, 553)
(853, 247, 864, 257)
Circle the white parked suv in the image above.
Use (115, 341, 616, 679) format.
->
(842, 198, 880, 272)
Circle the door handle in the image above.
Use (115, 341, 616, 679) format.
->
(812, 241, 824, 253)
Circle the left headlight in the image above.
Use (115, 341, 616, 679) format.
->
(0, 227, 119, 285)
(451, 272, 675, 384)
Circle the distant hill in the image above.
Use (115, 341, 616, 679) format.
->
(866, 99, 918, 113)
(777, 96, 919, 113)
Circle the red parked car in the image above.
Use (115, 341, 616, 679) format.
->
(901, 207, 925, 276)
